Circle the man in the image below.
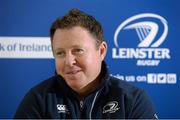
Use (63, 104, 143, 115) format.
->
(14, 8, 158, 119)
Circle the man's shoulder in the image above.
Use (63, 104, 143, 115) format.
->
(108, 76, 144, 97)
(30, 76, 59, 94)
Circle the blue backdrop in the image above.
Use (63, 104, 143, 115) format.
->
(0, 0, 179, 118)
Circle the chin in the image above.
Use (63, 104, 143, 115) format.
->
(69, 83, 85, 92)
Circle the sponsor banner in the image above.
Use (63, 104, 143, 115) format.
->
(0, 37, 53, 59)
(112, 13, 170, 66)
(111, 13, 177, 85)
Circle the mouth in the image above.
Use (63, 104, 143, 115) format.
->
(66, 70, 81, 75)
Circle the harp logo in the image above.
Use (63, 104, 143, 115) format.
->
(112, 13, 170, 66)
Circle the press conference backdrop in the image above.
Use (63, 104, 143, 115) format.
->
(0, 0, 179, 118)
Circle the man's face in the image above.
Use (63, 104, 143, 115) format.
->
(52, 26, 107, 92)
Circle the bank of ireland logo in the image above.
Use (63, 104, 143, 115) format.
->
(112, 13, 170, 66)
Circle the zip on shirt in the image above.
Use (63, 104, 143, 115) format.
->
(78, 91, 99, 119)
(79, 100, 84, 111)
(89, 91, 99, 119)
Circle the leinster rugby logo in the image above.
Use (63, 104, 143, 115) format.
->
(103, 101, 120, 114)
(112, 13, 170, 66)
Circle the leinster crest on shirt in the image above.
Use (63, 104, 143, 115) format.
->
(103, 101, 120, 114)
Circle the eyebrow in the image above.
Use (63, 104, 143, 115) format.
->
(54, 45, 83, 51)
(71, 45, 83, 48)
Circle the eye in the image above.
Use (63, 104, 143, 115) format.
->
(72, 49, 84, 55)
(55, 51, 65, 57)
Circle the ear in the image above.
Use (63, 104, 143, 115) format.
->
(99, 41, 107, 61)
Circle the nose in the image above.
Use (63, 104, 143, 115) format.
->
(65, 52, 76, 66)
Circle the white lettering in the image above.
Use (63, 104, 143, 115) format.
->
(136, 76, 147, 82)
(112, 48, 170, 59)
(137, 60, 160, 66)
(125, 76, 135, 82)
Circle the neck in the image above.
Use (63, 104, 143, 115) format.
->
(76, 62, 106, 100)
(76, 75, 101, 100)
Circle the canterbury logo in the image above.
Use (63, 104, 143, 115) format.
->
(114, 13, 168, 47)
(57, 104, 69, 114)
